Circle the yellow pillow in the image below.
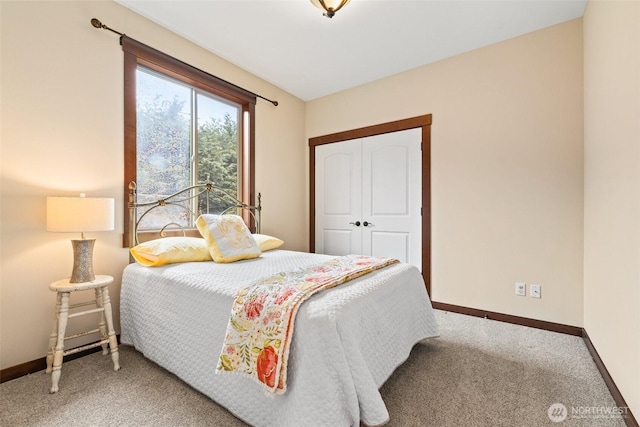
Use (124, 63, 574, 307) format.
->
(130, 237, 212, 267)
(253, 234, 284, 252)
(196, 214, 261, 263)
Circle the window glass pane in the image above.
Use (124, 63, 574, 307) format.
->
(196, 93, 240, 213)
(136, 67, 192, 229)
(135, 67, 242, 230)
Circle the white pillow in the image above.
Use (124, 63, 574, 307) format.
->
(196, 214, 261, 263)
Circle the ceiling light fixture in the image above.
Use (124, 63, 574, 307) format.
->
(310, 0, 351, 18)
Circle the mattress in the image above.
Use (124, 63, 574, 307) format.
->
(120, 249, 439, 426)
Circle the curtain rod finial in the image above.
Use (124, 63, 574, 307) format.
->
(90, 18, 123, 36)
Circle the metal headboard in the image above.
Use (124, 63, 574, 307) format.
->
(128, 181, 261, 246)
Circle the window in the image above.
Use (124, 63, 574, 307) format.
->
(122, 37, 256, 247)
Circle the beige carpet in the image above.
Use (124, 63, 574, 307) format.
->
(0, 310, 627, 426)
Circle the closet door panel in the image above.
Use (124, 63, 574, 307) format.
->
(370, 231, 410, 262)
(370, 145, 409, 215)
(362, 128, 422, 270)
(315, 139, 362, 255)
(322, 230, 355, 256)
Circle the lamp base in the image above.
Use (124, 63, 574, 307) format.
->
(70, 239, 96, 283)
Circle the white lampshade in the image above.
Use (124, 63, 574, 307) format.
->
(47, 196, 115, 233)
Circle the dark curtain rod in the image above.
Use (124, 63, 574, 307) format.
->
(90, 18, 278, 107)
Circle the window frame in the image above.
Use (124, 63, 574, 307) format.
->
(122, 37, 256, 247)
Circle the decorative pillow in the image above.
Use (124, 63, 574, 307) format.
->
(196, 214, 261, 263)
(130, 237, 212, 267)
(253, 234, 284, 252)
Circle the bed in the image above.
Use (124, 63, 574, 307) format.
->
(120, 182, 439, 426)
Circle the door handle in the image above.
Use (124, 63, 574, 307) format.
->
(349, 221, 361, 226)
(363, 221, 373, 227)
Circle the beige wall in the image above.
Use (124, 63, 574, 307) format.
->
(0, 1, 307, 369)
(307, 19, 585, 327)
(583, 0, 640, 417)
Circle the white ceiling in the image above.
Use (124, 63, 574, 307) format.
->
(115, 0, 587, 101)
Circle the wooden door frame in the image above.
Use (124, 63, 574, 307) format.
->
(309, 114, 432, 295)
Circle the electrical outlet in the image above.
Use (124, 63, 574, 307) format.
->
(515, 282, 526, 296)
(531, 284, 541, 298)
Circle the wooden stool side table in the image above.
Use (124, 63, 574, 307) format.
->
(46, 275, 120, 393)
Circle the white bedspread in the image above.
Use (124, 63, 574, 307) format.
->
(120, 250, 439, 426)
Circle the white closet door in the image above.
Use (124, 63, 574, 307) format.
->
(361, 128, 422, 269)
(315, 128, 422, 270)
(315, 139, 362, 256)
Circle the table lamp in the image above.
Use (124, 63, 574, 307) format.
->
(47, 194, 115, 283)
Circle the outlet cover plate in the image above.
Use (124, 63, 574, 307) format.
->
(515, 282, 526, 296)
(531, 284, 541, 298)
